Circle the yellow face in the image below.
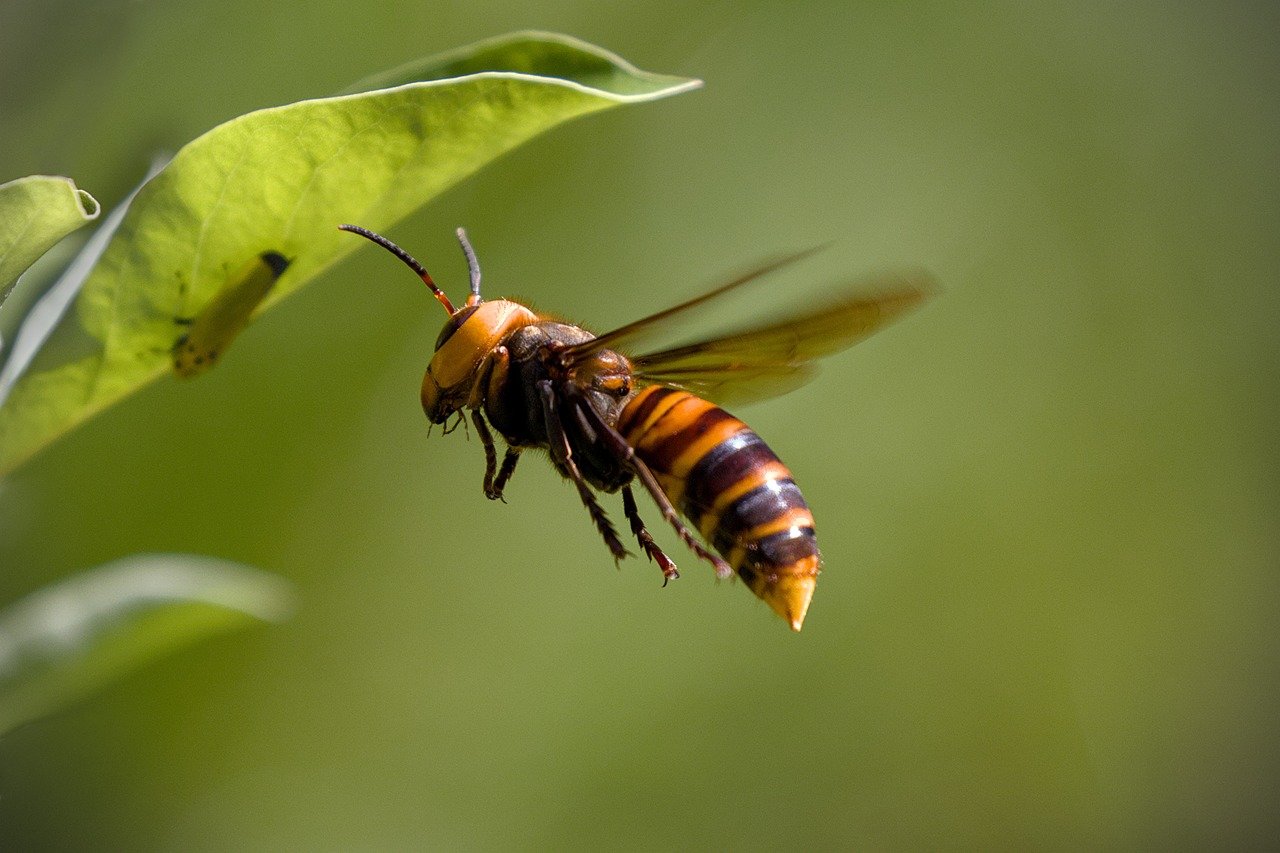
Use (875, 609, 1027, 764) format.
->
(420, 299, 538, 422)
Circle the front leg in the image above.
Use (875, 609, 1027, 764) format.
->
(538, 381, 629, 563)
(464, 346, 510, 500)
(469, 410, 503, 500)
(470, 414, 519, 503)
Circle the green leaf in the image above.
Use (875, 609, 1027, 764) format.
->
(0, 32, 699, 476)
(0, 175, 100, 305)
(0, 159, 166, 410)
(0, 554, 292, 735)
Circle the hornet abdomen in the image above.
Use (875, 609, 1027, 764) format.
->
(616, 386, 820, 628)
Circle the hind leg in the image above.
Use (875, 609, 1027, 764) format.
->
(622, 485, 679, 585)
(570, 394, 731, 579)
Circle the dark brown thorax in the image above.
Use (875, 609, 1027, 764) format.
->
(485, 320, 637, 493)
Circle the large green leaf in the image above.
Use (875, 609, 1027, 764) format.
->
(0, 175, 100, 305)
(0, 32, 700, 475)
(0, 554, 292, 735)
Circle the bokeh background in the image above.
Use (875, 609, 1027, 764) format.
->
(2, 1, 1277, 848)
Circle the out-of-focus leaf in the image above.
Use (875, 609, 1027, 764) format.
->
(0, 554, 293, 735)
(0, 31, 700, 476)
(0, 159, 166, 408)
(0, 176, 100, 305)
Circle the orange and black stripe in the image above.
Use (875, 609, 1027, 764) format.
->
(617, 386, 820, 629)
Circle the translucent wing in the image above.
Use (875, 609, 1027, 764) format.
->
(630, 276, 933, 405)
(634, 361, 822, 408)
(561, 248, 826, 362)
(567, 257, 935, 407)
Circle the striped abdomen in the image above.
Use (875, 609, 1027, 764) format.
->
(616, 386, 820, 630)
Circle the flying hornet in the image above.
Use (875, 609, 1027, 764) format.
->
(341, 224, 932, 630)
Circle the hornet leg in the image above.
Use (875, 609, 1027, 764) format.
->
(469, 411, 504, 500)
(571, 394, 733, 579)
(622, 485, 679, 586)
(491, 448, 521, 502)
(539, 381, 629, 563)
(466, 347, 518, 501)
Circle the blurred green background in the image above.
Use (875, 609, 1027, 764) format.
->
(2, 0, 1277, 848)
